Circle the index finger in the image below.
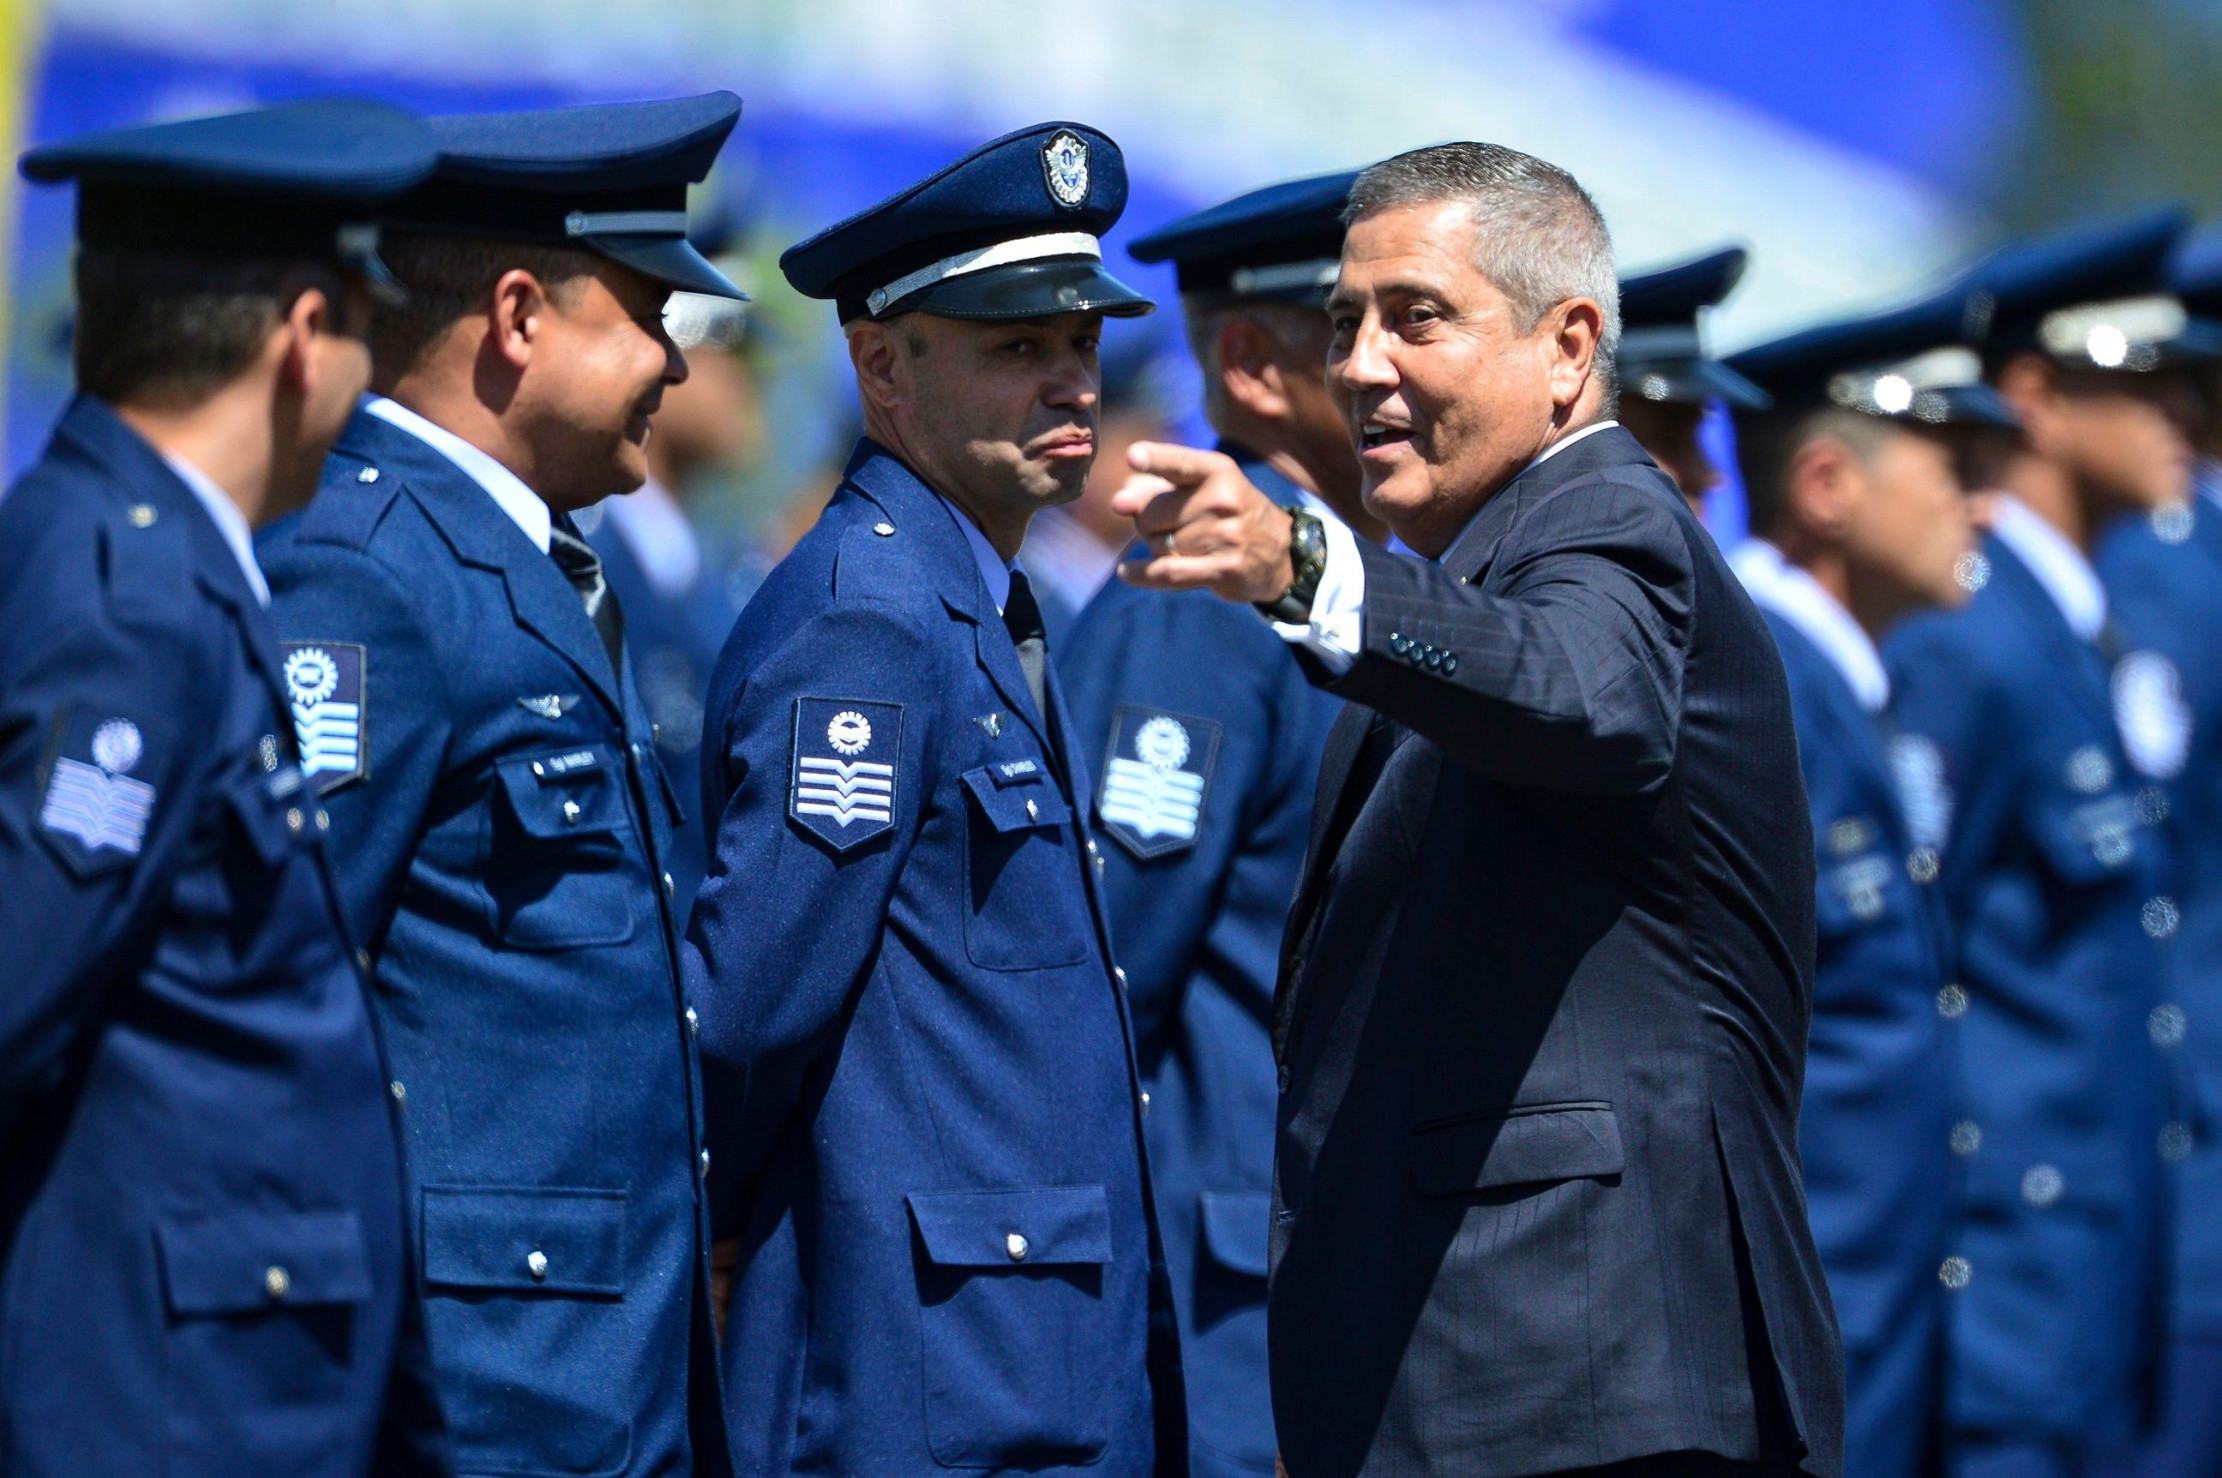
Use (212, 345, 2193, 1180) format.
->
(1126, 440, 1235, 487)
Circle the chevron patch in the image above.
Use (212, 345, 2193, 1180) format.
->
(38, 710, 159, 875)
(281, 641, 366, 794)
(1097, 705, 1220, 860)
(789, 697, 902, 851)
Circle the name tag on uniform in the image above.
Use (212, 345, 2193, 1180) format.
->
(281, 641, 366, 795)
(789, 697, 903, 851)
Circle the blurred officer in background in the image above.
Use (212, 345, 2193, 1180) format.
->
(259, 94, 745, 1478)
(2090, 226, 2222, 1478)
(0, 101, 448, 1474)
(1616, 245, 1771, 515)
(591, 219, 764, 915)
(1727, 287, 2015, 1477)
(1040, 168, 1369, 1478)
(686, 123, 1186, 1475)
(1882, 210, 2210, 1478)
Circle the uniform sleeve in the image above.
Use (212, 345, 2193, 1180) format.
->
(0, 558, 211, 1117)
(684, 599, 939, 1231)
(265, 543, 455, 950)
(1883, 615, 2017, 906)
(1316, 483, 1690, 795)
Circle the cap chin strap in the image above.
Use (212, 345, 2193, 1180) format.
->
(565, 208, 689, 238)
(1227, 257, 1339, 299)
(867, 231, 1101, 317)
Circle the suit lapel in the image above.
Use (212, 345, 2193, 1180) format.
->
(340, 412, 625, 721)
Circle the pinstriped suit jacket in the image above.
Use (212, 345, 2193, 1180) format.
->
(1268, 427, 1845, 1477)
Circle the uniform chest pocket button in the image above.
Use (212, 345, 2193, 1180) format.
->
(486, 747, 638, 949)
(959, 766, 1087, 971)
(221, 767, 310, 868)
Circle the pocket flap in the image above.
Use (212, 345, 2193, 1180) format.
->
(960, 765, 1072, 834)
(156, 1210, 371, 1315)
(421, 1186, 626, 1295)
(495, 748, 627, 839)
(222, 766, 310, 867)
(1197, 1191, 1271, 1278)
(1409, 1102, 1624, 1196)
(908, 1185, 1111, 1266)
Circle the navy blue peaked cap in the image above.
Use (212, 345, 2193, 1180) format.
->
(1127, 168, 1359, 305)
(1970, 207, 2222, 369)
(19, 98, 438, 293)
(782, 122, 1152, 323)
(1728, 281, 2016, 428)
(1616, 246, 1769, 411)
(390, 92, 744, 299)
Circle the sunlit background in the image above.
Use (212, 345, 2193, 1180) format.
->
(6, 0, 2221, 546)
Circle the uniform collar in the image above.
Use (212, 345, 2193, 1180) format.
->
(1988, 492, 2106, 641)
(1018, 506, 1119, 618)
(1388, 418, 1620, 562)
(1730, 538, 1888, 712)
(363, 393, 552, 554)
(159, 448, 269, 606)
(936, 491, 1015, 617)
(597, 476, 701, 597)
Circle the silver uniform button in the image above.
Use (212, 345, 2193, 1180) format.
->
(265, 1264, 291, 1300)
(1140, 1090, 1151, 1116)
(699, 1149, 711, 1179)
(390, 1080, 407, 1104)
(872, 522, 896, 537)
(2137, 786, 2171, 825)
(1937, 983, 1970, 1020)
(1024, 797, 1039, 822)
(1906, 848, 1940, 885)
(663, 872, 675, 898)
(356, 466, 380, 484)
(284, 807, 303, 833)
(527, 1249, 549, 1280)
(531, 761, 546, 778)
(2151, 1003, 2188, 1048)
(1114, 966, 1128, 989)
(314, 809, 330, 832)
(2021, 1164, 2064, 1207)
(1939, 1256, 1972, 1290)
(356, 948, 372, 973)
(2142, 897, 2181, 940)
(1950, 1120, 1982, 1156)
(2161, 1122, 2195, 1162)
(128, 504, 157, 527)
(685, 1005, 699, 1036)
(1005, 1231, 1029, 1263)
(562, 799, 582, 825)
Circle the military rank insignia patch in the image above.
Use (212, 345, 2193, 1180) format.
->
(38, 709, 159, 875)
(1097, 706, 1220, 860)
(281, 642, 365, 793)
(790, 697, 902, 851)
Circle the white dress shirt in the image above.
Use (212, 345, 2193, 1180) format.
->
(1276, 419, 1621, 673)
(1729, 539, 1890, 713)
(162, 450, 270, 607)
(1988, 493, 2106, 642)
(936, 492, 1015, 616)
(363, 395, 553, 554)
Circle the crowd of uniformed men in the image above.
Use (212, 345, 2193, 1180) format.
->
(0, 82, 2217, 1478)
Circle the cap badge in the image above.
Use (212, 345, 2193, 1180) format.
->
(1042, 132, 1090, 210)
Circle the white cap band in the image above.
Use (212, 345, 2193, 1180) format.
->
(867, 230, 1101, 316)
(2038, 294, 2190, 369)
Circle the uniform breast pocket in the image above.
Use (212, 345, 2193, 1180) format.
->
(1814, 849, 1906, 941)
(907, 1186, 1115, 1468)
(2026, 785, 2141, 891)
(154, 1209, 374, 1468)
(959, 764, 1089, 970)
(487, 747, 640, 950)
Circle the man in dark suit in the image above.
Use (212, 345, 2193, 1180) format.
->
(1, 101, 449, 1474)
(1114, 141, 1845, 1477)
(260, 95, 745, 1477)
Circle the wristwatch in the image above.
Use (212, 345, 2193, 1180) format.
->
(1257, 506, 1328, 624)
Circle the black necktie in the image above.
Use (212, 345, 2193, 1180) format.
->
(549, 520, 624, 673)
(1003, 569, 1049, 723)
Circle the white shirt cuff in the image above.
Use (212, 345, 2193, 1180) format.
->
(1267, 511, 1363, 674)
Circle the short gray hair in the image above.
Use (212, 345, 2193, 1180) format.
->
(1346, 142, 1619, 406)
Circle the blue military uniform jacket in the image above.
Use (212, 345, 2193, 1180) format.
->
(260, 406, 730, 1478)
(0, 397, 444, 1475)
(1052, 448, 1337, 1477)
(1753, 605, 1956, 1478)
(685, 439, 1186, 1476)
(1885, 533, 2173, 1448)
(2099, 487, 2222, 1338)
(590, 495, 753, 916)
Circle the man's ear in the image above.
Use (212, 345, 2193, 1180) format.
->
(1992, 351, 2062, 456)
(846, 319, 907, 412)
(1784, 434, 1862, 542)
(488, 267, 551, 372)
(1546, 296, 1604, 409)
(1217, 314, 1291, 422)
(273, 284, 330, 397)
